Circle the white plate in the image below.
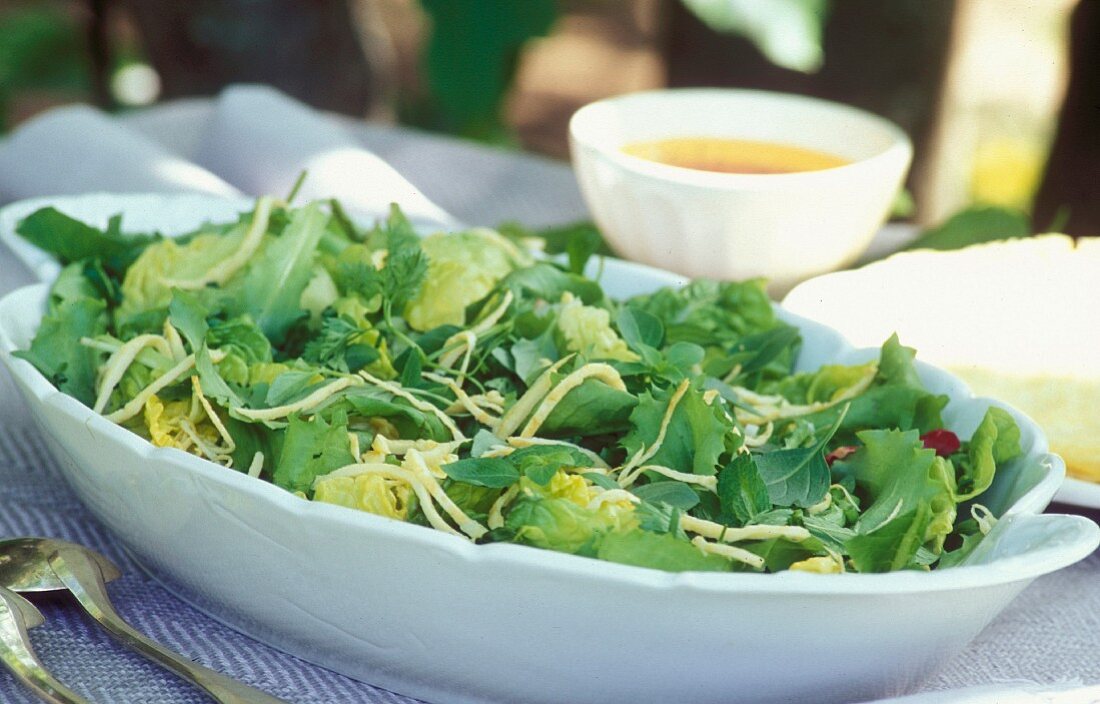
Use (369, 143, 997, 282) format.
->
(1052, 478, 1100, 511)
(783, 244, 1098, 511)
(1, 193, 1097, 704)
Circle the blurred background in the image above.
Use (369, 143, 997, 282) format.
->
(1, 0, 1096, 233)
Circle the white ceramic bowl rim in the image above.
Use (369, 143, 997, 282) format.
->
(569, 88, 914, 190)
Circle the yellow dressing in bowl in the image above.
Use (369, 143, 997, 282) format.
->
(622, 137, 849, 174)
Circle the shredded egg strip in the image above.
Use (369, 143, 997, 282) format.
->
(405, 449, 487, 539)
(495, 355, 574, 438)
(103, 351, 225, 423)
(247, 452, 264, 478)
(732, 367, 875, 424)
(191, 377, 235, 451)
(617, 379, 691, 487)
(162, 320, 187, 361)
(488, 485, 520, 529)
(358, 370, 465, 441)
(234, 376, 362, 422)
(426, 372, 501, 428)
(164, 196, 274, 289)
(92, 334, 175, 413)
(619, 464, 717, 491)
(691, 536, 765, 570)
(505, 436, 610, 469)
(742, 422, 775, 448)
(373, 435, 465, 460)
(586, 489, 639, 511)
(680, 515, 811, 544)
(177, 419, 231, 464)
(470, 290, 514, 336)
(518, 363, 626, 438)
(438, 330, 476, 378)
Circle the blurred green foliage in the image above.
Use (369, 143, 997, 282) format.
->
(404, 0, 557, 143)
(0, 5, 90, 131)
(408, 0, 830, 144)
(904, 206, 1031, 252)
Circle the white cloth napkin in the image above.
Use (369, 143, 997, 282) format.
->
(193, 84, 460, 228)
(0, 104, 240, 201)
(0, 86, 459, 229)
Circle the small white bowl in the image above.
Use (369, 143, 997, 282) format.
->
(569, 89, 912, 292)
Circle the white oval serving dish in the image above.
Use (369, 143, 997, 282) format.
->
(0, 194, 1096, 704)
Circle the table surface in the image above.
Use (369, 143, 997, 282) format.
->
(1, 101, 1099, 704)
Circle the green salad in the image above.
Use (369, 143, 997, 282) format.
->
(15, 197, 1022, 574)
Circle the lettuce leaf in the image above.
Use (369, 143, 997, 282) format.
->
(791, 335, 949, 440)
(14, 277, 106, 406)
(597, 530, 728, 572)
(954, 406, 1020, 500)
(272, 412, 356, 494)
(847, 503, 933, 573)
(621, 380, 731, 476)
(224, 202, 329, 343)
(835, 429, 956, 555)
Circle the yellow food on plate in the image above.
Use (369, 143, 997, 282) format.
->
(949, 367, 1100, 481)
(784, 235, 1100, 482)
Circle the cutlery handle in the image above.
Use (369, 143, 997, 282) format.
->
(47, 549, 288, 704)
(0, 588, 90, 704)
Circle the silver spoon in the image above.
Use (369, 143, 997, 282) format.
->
(0, 585, 89, 704)
(0, 538, 289, 704)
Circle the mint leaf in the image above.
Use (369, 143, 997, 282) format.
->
(508, 446, 584, 485)
(597, 530, 728, 572)
(341, 387, 451, 441)
(16, 207, 158, 265)
(726, 325, 801, 378)
(753, 404, 845, 508)
(632, 481, 700, 511)
(755, 447, 830, 508)
(442, 458, 520, 488)
(616, 307, 664, 350)
(717, 453, 771, 524)
(539, 378, 638, 438)
(905, 206, 1030, 252)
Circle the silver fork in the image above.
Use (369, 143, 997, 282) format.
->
(0, 538, 288, 704)
(0, 585, 89, 704)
